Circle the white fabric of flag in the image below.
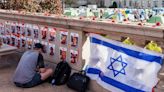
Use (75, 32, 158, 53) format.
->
(82, 34, 163, 92)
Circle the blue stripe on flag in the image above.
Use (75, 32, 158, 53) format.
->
(87, 68, 145, 92)
(91, 37, 163, 65)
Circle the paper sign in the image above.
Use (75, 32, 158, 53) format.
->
(71, 33, 79, 47)
(70, 50, 78, 64)
(60, 47, 67, 61)
(60, 31, 68, 45)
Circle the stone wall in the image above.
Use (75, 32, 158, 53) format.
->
(0, 11, 163, 92)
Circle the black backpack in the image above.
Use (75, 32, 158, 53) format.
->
(67, 71, 90, 92)
(51, 61, 71, 85)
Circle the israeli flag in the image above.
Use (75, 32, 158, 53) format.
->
(82, 34, 163, 92)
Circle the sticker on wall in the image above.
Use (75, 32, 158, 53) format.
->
(71, 33, 79, 47)
(48, 43, 55, 56)
(70, 50, 78, 64)
(49, 27, 56, 43)
(33, 25, 39, 39)
(60, 47, 67, 61)
(60, 31, 68, 45)
(41, 26, 48, 40)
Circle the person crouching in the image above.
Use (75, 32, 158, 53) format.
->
(13, 43, 53, 88)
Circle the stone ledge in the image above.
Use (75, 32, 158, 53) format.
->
(0, 11, 163, 38)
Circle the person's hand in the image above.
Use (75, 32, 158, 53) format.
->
(39, 68, 46, 73)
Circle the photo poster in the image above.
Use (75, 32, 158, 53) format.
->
(0, 22, 5, 36)
(15, 22, 21, 37)
(2, 35, 7, 44)
(6, 35, 11, 45)
(70, 32, 79, 47)
(48, 43, 55, 56)
(26, 24, 33, 38)
(41, 41, 48, 54)
(70, 50, 78, 64)
(60, 47, 67, 62)
(26, 38, 33, 50)
(5, 21, 11, 36)
(20, 36, 26, 48)
(11, 22, 16, 36)
(20, 23, 26, 37)
(15, 37, 21, 48)
(11, 35, 16, 46)
(48, 27, 56, 43)
(33, 39, 40, 49)
(33, 25, 39, 39)
(41, 26, 48, 40)
(60, 30, 68, 45)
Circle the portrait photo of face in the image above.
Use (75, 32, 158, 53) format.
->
(11, 37, 15, 46)
(71, 37, 78, 47)
(49, 44, 55, 56)
(0, 23, 4, 32)
(60, 47, 67, 61)
(21, 39, 26, 47)
(60, 31, 68, 45)
(6, 37, 11, 45)
(27, 41, 32, 49)
(34, 29, 39, 39)
(71, 33, 79, 47)
(27, 28, 32, 37)
(2, 37, 6, 44)
(49, 28, 56, 42)
(16, 26, 21, 36)
(20, 24, 25, 36)
(61, 34, 67, 45)
(16, 39, 20, 48)
(42, 27, 48, 40)
(22, 28, 25, 36)
(11, 26, 16, 34)
(70, 50, 78, 64)
(6, 29, 10, 35)
(0, 29, 5, 35)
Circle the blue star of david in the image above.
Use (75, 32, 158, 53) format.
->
(107, 55, 127, 77)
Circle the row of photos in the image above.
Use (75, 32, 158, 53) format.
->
(0, 21, 79, 64)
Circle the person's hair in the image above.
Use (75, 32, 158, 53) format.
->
(34, 43, 43, 51)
